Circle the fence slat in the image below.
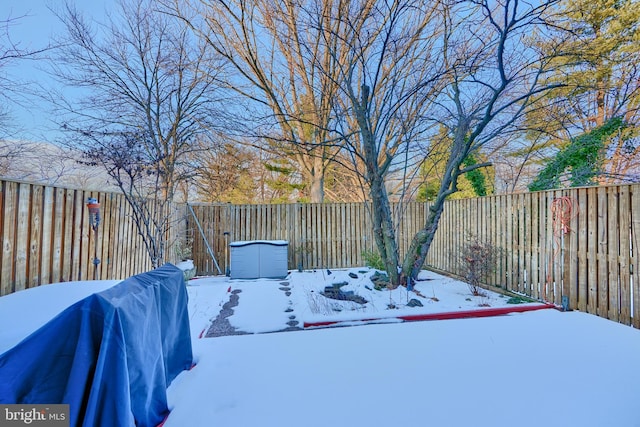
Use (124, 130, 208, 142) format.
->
(14, 184, 31, 291)
(607, 186, 620, 322)
(597, 187, 609, 318)
(41, 187, 54, 286)
(566, 189, 579, 311)
(587, 187, 599, 315)
(1, 181, 17, 295)
(631, 186, 640, 328)
(69, 190, 83, 282)
(538, 193, 548, 300)
(530, 193, 540, 299)
(577, 188, 588, 312)
(517, 193, 526, 294)
(28, 185, 44, 288)
(619, 185, 631, 325)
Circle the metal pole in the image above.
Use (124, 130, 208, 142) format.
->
(224, 231, 230, 276)
(187, 204, 222, 275)
(93, 227, 100, 280)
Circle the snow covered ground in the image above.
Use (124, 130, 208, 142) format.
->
(170, 268, 640, 427)
(2, 267, 640, 426)
(185, 268, 545, 337)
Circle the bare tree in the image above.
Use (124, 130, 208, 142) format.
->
(191, 139, 306, 203)
(0, 140, 25, 177)
(165, 0, 561, 286)
(50, 0, 227, 267)
(81, 130, 181, 268)
(323, 152, 369, 202)
(302, 0, 561, 286)
(169, 0, 350, 202)
(192, 141, 260, 203)
(400, 0, 563, 284)
(310, 0, 446, 285)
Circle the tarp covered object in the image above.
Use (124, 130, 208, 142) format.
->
(0, 264, 193, 427)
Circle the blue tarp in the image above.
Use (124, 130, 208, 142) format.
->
(0, 264, 193, 427)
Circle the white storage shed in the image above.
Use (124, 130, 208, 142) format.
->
(229, 240, 289, 279)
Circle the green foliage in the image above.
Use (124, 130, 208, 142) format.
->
(529, 117, 626, 191)
(417, 176, 439, 202)
(523, 0, 640, 179)
(264, 162, 295, 175)
(362, 249, 385, 271)
(506, 296, 529, 305)
(563, 0, 639, 65)
(417, 126, 493, 202)
(463, 153, 488, 197)
(263, 159, 305, 202)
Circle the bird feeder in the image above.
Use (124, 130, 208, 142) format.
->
(86, 198, 101, 231)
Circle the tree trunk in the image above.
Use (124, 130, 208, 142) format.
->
(369, 176, 400, 285)
(596, 84, 606, 127)
(401, 123, 469, 284)
(309, 156, 325, 203)
(354, 83, 400, 285)
(400, 195, 447, 283)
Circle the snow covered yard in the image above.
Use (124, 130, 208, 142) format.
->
(185, 268, 546, 338)
(168, 309, 640, 427)
(170, 268, 640, 427)
(2, 267, 640, 426)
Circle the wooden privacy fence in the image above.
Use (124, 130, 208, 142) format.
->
(3, 177, 639, 328)
(428, 185, 640, 328)
(0, 179, 185, 296)
(187, 201, 481, 274)
(190, 184, 640, 328)
(189, 203, 379, 274)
